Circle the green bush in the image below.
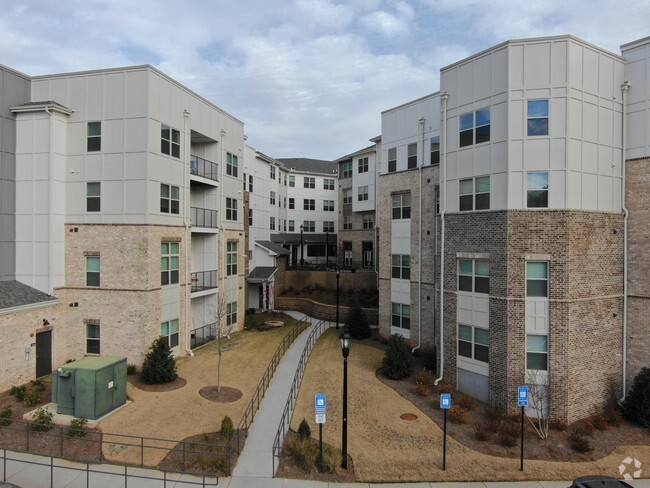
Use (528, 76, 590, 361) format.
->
(622, 367, 650, 428)
(23, 387, 43, 407)
(141, 336, 177, 385)
(31, 379, 46, 393)
(126, 364, 137, 376)
(220, 416, 234, 443)
(10, 385, 26, 402)
(346, 303, 371, 339)
(68, 417, 88, 437)
(297, 418, 311, 440)
(0, 407, 12, 427)
(30, 407, 54, 432)
(380, 334, 413, 380)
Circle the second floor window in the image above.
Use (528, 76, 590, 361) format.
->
(289, 197, 295, 209)
(161, 242, 179, 285)
(227, 241, 238, 275)
(460, 108, 490, 147)
(392, 254, 410, 279)
(302, 221, 315, 232)
(459, 176, 490, 211)
(430, 136, 440, 165)
(388, 148, 397, 172)
(87, 122, 101, 152)
(343, 189, 352, 204)
(160, 184, 180, 214)
(324, 178, 335, 190)
(226, 197, 238, 221)
(270, 216, 276, 231)
(392, 193, 411, 219)
(341, 162, 352, 178)
(289, 175, 295, 187)
(288, 220, 295, 232)
(87, 182, 100, 212)
(323, 221, 334, 233)
(161, 124, 180, 158)
(458, 259, 489, 294)
(363, 214, 374, 229)
(358, 185, 369, 201)
(527, 172, 548, 208)
(226, 152, 238, 177)
(304, 199, 315, 211)
(358, 157, 369, 173)
(304, 176, 315, 188)
(323, 200, 334, 211)
(528, 100, 549, 136)
(343, 216, 351, 230)
(270, 191, 276, 206)
(407, 143, 417, 169)
(86, 256, 100, 287)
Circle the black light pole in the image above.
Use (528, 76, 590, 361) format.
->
(300, 225, 304, 267)
(336, 267, 340, 330)
(326, 231, 329, 267)
(340, 329, 350, 469)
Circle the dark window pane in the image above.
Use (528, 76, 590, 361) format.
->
(528, 118, 548, 136)
(458, 341, 472, 358)
(87, 137, 101, 152)
(475, 344, 489, 363)
(392, 207, 400, 219)
(171, 200, 179, 214)
(459, 195, 473, 211)
(527, 190, 548, 208)
(171, 143, 180, 158)
(161, 200, 169, 213)
(459, 275, 472, 292)
(402, 207, 411, 219)
(402, 268, 410, 280)
(388, 160, 396, 172)
(527, 280, 548, 297)
(402, 317, 410, 330)
(392, 267, 400, 279)
(459, 129, 473, 147)
(161, 272, 169, 286)
(475, 124, 490, 144)
(475, 193, 490, 210)
(87, 340, 100, 354)
(527, 352, 548, 370)
(87, 197, 100, 212)
(161, 140, 170, 155)
(407, 156, 417, 169)
(431, 151, 440, 165)
(392, 314, 400, 327)
(475, 277, 489, 294)
(170, 270, 179, 284)
(86, 272, 99, 287)
(170, 333, 179, 348)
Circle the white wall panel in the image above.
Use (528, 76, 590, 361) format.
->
(550, 139, 566, 170)
(549, 170, 566, 208)
(525, 42, 551, 87)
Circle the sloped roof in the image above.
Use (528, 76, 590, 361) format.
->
(0, 281, 58, 310)
(271, 233, 338, 244)
(247, 267, 277, 282)
(256, 240, 290, 256)
(335, 144, 376, 162)
(278, 158, 338, 175)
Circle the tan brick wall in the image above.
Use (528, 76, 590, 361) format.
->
(281, 269, 376, 293)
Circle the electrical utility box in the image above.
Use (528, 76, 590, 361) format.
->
(52, 356, 127, 420)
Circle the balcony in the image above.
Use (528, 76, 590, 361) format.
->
(191, 270, 218, 293)
(190, 155, 218, 182)
(191, 207, 218, 228)
(190, 322, 217, 349)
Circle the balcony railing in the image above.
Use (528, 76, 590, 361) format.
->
(191, 207, 218, 228)
(191, 270, 218, 292)
(190, 155, 219, 182)
(190, 322, 217, 349)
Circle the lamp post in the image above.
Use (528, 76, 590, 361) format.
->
(336, 267, 340, 330)
(340, 328, 350, 469)
(325, 231, 329, 268)
(300, 224, 304, 267)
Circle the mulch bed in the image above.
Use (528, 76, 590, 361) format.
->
(127, 374, 187, 392)
(199, 386, 243, 403)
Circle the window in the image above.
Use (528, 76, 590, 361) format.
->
(226, 197, 238, 221)
(324, 178, 335, 190)
(435, 185, 440, 214)
(303, 199, 315, 211)
(227, 241, 238, 275)
(430, 136, 440, 165)
(243, 173, 247, 191)
(459, 108, 490, 147)
(407, 143, 417, 169)
(302, 221, 315, 232)
(458, 259, 489, 294)
(288, 220, 295, 232)
(86, 182, 100, 212)
(459, 176, 490, 211)
(289, 175, 295, 187)
(392, 193, 411, 219)
(248, 209, 253, 226)
(341, 162, 352, 178)
(226, 152, 238, 177)
(363, 214, 374, 229)
(270, 216, 276, 231)
(307, 244, 327, 257)
(526, 262, 548, 297)
(391, 303, 410, 330)
(283, 220, 287, 232)
(528, 100, 549, 136)
(270, 165, 276, 180)
(527, 335, 548, 370)
(527, 172, 549, 208)
(248, 175, 254, 193)
(160, 184, 180, 214)
(458, 325, 489, 363)
(161, 319, 179, 348)
(358, 157, 369, 173)
(323, 221, 334, 233)
(323, 200, 334, 211)
(288, 198, 295, 209)
(343, 189, 352, 204)
(86, 256, 100, 287)
(391, 254, 411, 279)
(161, 242, 180, 285)
(304, 177, 315, 189)
(270, 191, 276, 206)
(388, 148, 397, 172)
(161, 124, 180, 158)
(283, 197, 286, 208)
(87, 122, 101, 152)
(358, 186, 368, 201)
(343, 216, 352, 230)
(226, 302, 237, 327)
(86, 323, 100, 354)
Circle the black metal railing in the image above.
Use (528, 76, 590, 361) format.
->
(191, 270, 218, 292)
(190, 322, 217, 349)
(190, 155, 218, 182)
(191, 207, 218, 228)
(272, 318, 330, 476)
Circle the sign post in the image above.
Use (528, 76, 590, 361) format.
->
(440, 393, 451, 470)
(315, 394, 326, 470)
(517, 386, 528, 471)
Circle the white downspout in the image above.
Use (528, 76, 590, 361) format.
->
(183, 110, 194, 357)
(45, 107, 54, 294)
(413, 117, 425, 353)
(619, 81, 630, 403)
(435, 93, 449, 385)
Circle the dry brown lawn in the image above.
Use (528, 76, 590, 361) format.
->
(290, 328, 650, 483)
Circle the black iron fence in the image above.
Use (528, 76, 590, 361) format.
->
(190, 322, 217, 349)
(190, 155, 219, 182)
(191, 207, 218, 228)
(191, 270, 218, 292)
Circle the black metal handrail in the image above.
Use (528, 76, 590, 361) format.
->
(191, 207, 218, 228)
(190, 155, 219, 182)
(190, 322, 217, 349)
(191, 270, 218, 292)
(271, 318, 330, 477)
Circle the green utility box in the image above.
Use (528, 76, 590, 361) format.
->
(52, 356, 127, 420)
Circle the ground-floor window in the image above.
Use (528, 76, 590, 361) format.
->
(458, 324, 489, 363)
(161, 319, 179, 348)
(526, 334, 548, 370)
(391, 303, 410, 330)
(86, 323, 100, 354)
(227, 302, 237, 327)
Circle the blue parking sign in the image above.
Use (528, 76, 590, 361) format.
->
(518, 386, 529, 407)
(440, 393, 451, 409)
(315, 393, 326, 412)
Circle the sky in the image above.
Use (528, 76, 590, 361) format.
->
(1, 1, 649, 161)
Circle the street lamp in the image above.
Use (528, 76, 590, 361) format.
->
(340, 328, 351, 469)
(300, 224, 304, 267)
(336, 267, 340, 330)
(325, 231, 329, 268)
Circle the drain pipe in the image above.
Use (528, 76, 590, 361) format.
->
(619, 81, 630, 403)
(413, 117, 425, 354)
(183, 109, 194, 358)
(435, 93, 449, 385)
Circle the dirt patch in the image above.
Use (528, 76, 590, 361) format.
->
(127, 375, 187, 392)
(400, 413, 418, 421)
(199, 386, 243, 403)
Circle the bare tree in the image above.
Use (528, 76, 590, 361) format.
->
(525, 369, 550, 439)
(212, 293, 232, 393)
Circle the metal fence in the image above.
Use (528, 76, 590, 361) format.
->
(191, 270, 218, 292)
(271, 318, 330, 476)
(190, 155, 219, 182)
(190, 322, 217, 349)
(190, 207, 218, 228)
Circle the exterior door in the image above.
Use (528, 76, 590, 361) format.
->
(291, 246, 298, 266)
(36, 330, 52, 378)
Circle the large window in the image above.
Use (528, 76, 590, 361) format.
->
(248, 209, 253, 226)
(86, 256, 100, 287)
(302, 221, 315, 232)
(388, 148, 397, 173)
(392, 254, 410, 279)
(458, 325, 489, 363)
(303, 199, 315, 211)
(392, 193, 411, 219)
(323, 200, 334, 211)
(289, 175, 295, 187)
(526, 261, 548, 297)
(391, 303, 410, 330)
(341, 162, 352, 178)
(226, 152, 238, 177)
(527, 335, 548, 370)
(161, 124, 180, 158)
(161, 242, 180, 285)
(161, 319, 179, 348)
(86, 323, 100, 354)
(227, 241, 238, 275)
(160, 184, 180, 214)
(270, 165, 276, 180)
(430, 136, 440, 165)
(289, 197, 295, 209)
(304, 176, 315, 189)
(270, 216, 276, 231)
(270, 191, 276, 206)
(288, 220, 295, 232)
(527, 172, 549, 208)
(343, 216, 352, 230)
(226, 302, 237, 327)
(323, 221, 334, 233)
(226, 197, 238, 221)
(87, 122, 101, 152)
(407, 143, 417, 169)
(248, 175, 253, 193)
(358, 157, 369, 173)
(358, 186, 368, 201)
(343, 189, 352, 204)
(459, 176, 490, 211)
(458, 259, 489, 294)
(527, 100, 549, 136)
(86, 182, 101, 212)
(460, 108, 490, 147)
(324, 178, 335, 190)
(363, 213, 374, 229)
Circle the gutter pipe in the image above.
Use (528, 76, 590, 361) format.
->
(619, 81, 630, 403)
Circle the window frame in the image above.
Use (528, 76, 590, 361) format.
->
(527, 171, 549, 208)
(303, 199, 315, 211)
(387, 148, 397, 172)
(288, 175, 295, 187)
(161, 124, 180, 158)
(526, 261, 548, 298)
(526, 334, 548, 371)
(459, 108, 491, 147)
(161, 319, 179, 348)
(302, 221, 315, 232)
(226, 241, 238, 276)
(323, 200, 334, 212)
(226, 197, 238, 221)
(226, 302, 237, 327)
(270, 165, 276, 180)
(161, 242, 180, 286)
(86, 256, 100, 287)
(527, 99, 549, 136)
(430, 136, 440, 165)
(288, 197, 295, 209)
(391, 254, 411, 280)
(391, 303, 410, 330)
(226, 152, 238, 177)
(160, 183, 180, 214)
(391, 193, 411, 220)
(341, 162, 352, 178)
(458, 324, 489, 363)
(324, 178, 335, 190)
(270, 191, 276, 206)
(288, 220, 295, 232)
(304, 176, 315, 189)
(358, 185, 369, 202)
(459, 176, 490, 211)
(86, 323, 100, 354)
(343, 189, 352, 205)
(407, 143, 417, 169)
(363, 214, 374, 229)
(343, 215, 352, 230)
(87, 122, 101, 152)
(458, 259, 489, 294)
(86, 182, 101, 212)
(270, 216, 276, 231)
(323, 221, 334, 233)
(358, 157, 369, 173)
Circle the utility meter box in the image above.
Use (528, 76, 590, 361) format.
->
(52, 356, 127, 420)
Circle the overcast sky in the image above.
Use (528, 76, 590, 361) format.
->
(1, 1, 648, 160)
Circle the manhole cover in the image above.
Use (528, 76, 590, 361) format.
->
(400, 413, 418, 421)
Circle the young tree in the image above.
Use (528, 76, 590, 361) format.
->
(141, 336, 177, 384)
(381, 334, 413, 380)
(212, 293, 232, 393)
(526, 369, 550, 439)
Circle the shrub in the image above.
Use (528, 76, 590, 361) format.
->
(579, 420, 597, 435)
(414, 382, 429, 397)
(415, 368, 436, 389)
(497, 423, 519, 447)
(437, 382, 454, 396)
(285, 435, 317, 472)
(68, 417, 88, 437)
(0, 407, 12, 427)
(420, 347, 437, 372)
(569, 429, 594, 453)
(474, 423, 491, 442)
(30, 407, 54, 432)
(590, 412, 610, 431)
(31, 379, 46, 393)
(622, 367, 650, 428)
(126, 364, 137, 376)
(448, 405, 468, 424)
(605, 405, 623, 427)
(220, 416, 234, 443)
(381, 335, 413, 380)
(297, 418, 311, 440)
(458, 395, 477, 411)
(346, 303, 371, 339)
(320, 444, 342, 474)
(141, 336, 177, 385)
(10, 385, 26, 402)
(23, 387, 43, 407)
